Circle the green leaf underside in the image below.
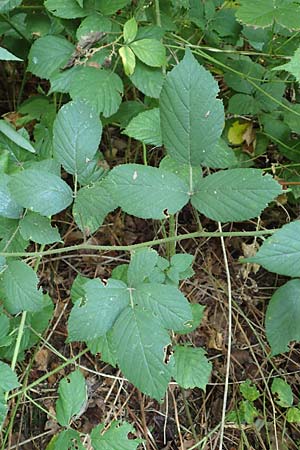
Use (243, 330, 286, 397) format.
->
(20, 212, 61, 244)
(91, 421, 141, 450)
(68, 279, 130, 341)
(3, 260, 43, 314)
(133, 283, 192, 331)
(123, 108, 162, 146)
(28, 36, 73, 79)
(0, 46, 22, 61)
(191, 169, 281, 222)
(236, 0, 300, 30)
(53, 100, 102, 176)
(8, 170, 73, 217)
(0, 362, 19, 391)
(56, 370, 87, 427)
(73, 179, 117, 234)
(106, 164, 189, 219)
(173, 346, 211, 389)
(69, 67, 123, 117)
(160, 48, 224, 166)
(266, 279, 300, 355)
(0, 120, 35, 153)
(112, 306, 172, 400)
(245, 221, 300, 277)
(0, 174, 23, 219)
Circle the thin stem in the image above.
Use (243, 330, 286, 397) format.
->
(167, 214, 176, 259)
(218, 223, 232, 450)
(154, 0, 161, 27)
(0, 229, 277, 259)
(142, 142, 147, 165)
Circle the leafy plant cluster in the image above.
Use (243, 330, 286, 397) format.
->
(1, 0, 300, 447)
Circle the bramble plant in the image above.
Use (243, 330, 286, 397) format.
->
(1, 0, 300, 448)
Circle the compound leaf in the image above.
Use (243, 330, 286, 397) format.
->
(160, 48, 224, 166)
(173, 345, 211, 389)
(91, 421, 141, 450)
(191, 169, 281, 222)
(112, 306, 173, 400)
(53, 100, 102, 176)
(20, 212, 61, 245)
(123, 108, 162, 146)
(8, 170, 73, 217)
(56, 370, 87, 427)
(266, 279, 300, 355)
(106, 164, 189, 219)
(2, 260, 43, 314)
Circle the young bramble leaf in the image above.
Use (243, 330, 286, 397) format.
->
(0, 362, 20, 391)
(123, 108, 162, 146)
(53, 100, 102, 177)
(271, 378, 293, 408)
(287, 407, 300, 423)
(127, 248, 158, 286)
(20, 212, 61, 245)
(123, 17, 138, 44)
(8, 170, 73, 217)
(243, 221, 300, 277)
(130, 39, 166, 67)
(56, 370, 87, 427)
(2, 260, 43, 314)
(191, 169, 281, 222)
(106, 164, 189, 219)
(160, 48, 224, 166)
(240, 380, 260, 401)
(173, 345, 211, 390)
(46, 429, 85, 450)
(119, 46, 136, 76)
(266, 280, 300, 355)
(91, 421, 142, 450)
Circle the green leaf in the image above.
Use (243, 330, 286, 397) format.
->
(49, 66, 81, 95)
(159, 155, 202, 191)
(176, 304, 205, 335)
(0, 174, 23, 219)
(160, 48, 224, 166)
(173, 345, 211, 389)
(45, 0, 87, 18)
(91, 421, 142, 450)
(0, 218, 28, 253)
(20, 212, 61, 245)
(266, 279, 300, 355)
(201, 139, 238, 169)
(238, 400, 260, 424)
(70, 274, 88, 304)
(271, 378, 293, 408)
(273, 47, 300, 82)
(228, 93, 260, 115)
(68, 279, 130, 342)
(123, 108, 162, 146)
(56, 370, 87, 427)
(124, 17, 138, 43)
(191, 169, 281, 222)
(112, 306, 172, 400)
(106, 164, 189, 219)
(70, 67, 123, 117)
(8, 169, 73, 217)
(76, 14, 112, 40)
(53, 100, 102, 176)
(0, 46, 22, 61)
(0, 362, 19, 391)
(240, 380, 260, 401)
(2, 260, 43, 314)
(119, 46, 136, 76)
(130, 39, 166, 67)
(287, 407, 300, 423)
(0, 120, 35, 153)
(128, 248, 158, 286)
(134, 283, 192, 331)
(87, 331, 117, 367)
(0, 390, 7, 428)
(236, 0, 300, 30)
(0, 0, 22, 12)
(130, 60, 164, 98)
(28, 36, 73, 79)
(244, 221, 300, 277)
(96, 0, 131, 15)
(46, 430, 85, 450)
(73, 178, 117, 235)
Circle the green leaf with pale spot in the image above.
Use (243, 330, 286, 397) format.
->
(106, 164, 189, 219)
(56, 370, 87, 427)
(123, 108, 162, 146)
(160, 48, 224, 166)
(20, 212, 61, 245)
(28, 36, 73, 79)
(173, 345, 211, 389)
(70, 67, 123, 117)
(266, 280, 300, 355)
(53, 100, 102, 176)
(191, 169, 281, 222)
(91, 421, 142, 450)
(8, 170, 73, 217)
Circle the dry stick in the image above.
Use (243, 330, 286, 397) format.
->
(217, 222, 232, 450)
(138, 391, 151, 450)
